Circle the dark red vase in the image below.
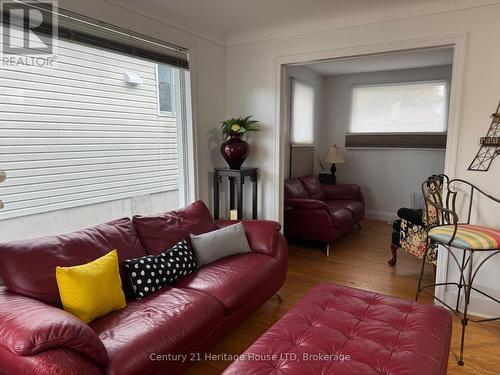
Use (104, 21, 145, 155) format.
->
(220, 133, 249, 170)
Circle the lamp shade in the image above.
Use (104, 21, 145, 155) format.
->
(324, 144, 345, 164)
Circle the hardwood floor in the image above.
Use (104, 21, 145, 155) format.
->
(186, 219, 500, 375)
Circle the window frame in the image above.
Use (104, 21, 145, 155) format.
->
(346, 79, 450, 149)
(156, 64, 176, 117)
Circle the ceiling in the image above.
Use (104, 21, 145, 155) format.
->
(305, 48, 454, 76)
(107, 0, 499, 45)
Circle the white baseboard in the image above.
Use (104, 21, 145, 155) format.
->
(365, 209, 397, 222)
(444, 290, 500, 319)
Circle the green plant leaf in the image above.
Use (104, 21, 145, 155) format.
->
(220, 115, 259, 139)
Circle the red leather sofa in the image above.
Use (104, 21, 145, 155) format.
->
(284, 175, 364, 253)
(0, 201, 287, 375)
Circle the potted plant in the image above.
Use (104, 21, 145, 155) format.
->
(220, 115, 260, 169)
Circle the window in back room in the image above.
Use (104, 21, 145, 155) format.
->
(350, 80, 448, 134)
(291, 79, 315, 145)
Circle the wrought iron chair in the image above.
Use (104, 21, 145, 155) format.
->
(416, 176, 500, 366)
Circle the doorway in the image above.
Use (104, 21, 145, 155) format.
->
(275, 34, 467, 303)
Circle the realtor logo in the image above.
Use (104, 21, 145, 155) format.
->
(1, 0, 57, 66)
(1, 1, 55, 54)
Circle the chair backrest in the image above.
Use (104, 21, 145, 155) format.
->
(446, 178, 500, 225)
(422, 175, 500, 247)
(421, 174, 454, 228)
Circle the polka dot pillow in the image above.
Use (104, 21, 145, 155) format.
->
(123, 240, 197, 299)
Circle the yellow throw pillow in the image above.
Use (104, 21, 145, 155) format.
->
(56, 249, 127, 323)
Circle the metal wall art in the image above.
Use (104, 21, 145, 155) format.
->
(468, 100, 500, 171)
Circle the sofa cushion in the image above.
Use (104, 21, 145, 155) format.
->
(216, 220, 282, 257)
(124, 240, 197, 299)
(56, 250, 127, 323)
(190, 222, 251, 267)
(175, 252, 279, 314)
(325, 204, 353, 228)
(327, 199, 364, 222)
(299, 175, 326, 201)
(284, 177, 309, 199)
(90, 287, 224, 375)
(133, 200, 216, 254)
(0, 218, 147, 306)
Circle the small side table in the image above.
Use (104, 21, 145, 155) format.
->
(213, 167, 258, 220)
(319, 173, 336, 184)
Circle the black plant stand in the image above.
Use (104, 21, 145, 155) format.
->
(213, 167, 258, 220)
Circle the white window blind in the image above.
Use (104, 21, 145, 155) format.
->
(350, 81, 448, 133)
(291, 79, 315, 144)
(0, 37, 180, 220)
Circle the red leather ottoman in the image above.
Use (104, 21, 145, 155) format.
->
(223, 283, 452, 375)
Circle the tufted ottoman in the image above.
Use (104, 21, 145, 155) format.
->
(223, 283, 452, 375)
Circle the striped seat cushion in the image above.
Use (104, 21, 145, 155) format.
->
(429, 224, 500, 250)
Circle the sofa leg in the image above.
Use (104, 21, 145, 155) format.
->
(388, 244, 398, 266)
(326, 242, 330, 257)
(274, 292, 283, 303)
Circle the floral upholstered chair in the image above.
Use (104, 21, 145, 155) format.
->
(388, 175, 448, 267)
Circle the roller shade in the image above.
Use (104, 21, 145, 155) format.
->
(2, 1, 189, 69)
(345, 133, 447, 148)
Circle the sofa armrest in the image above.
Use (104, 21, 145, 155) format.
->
(285, 198, 329, 211)
(0, 289, 108, 367)
(322, 184, 364, 203)
(397, 208, 424, 226)
(0, 345, 104, 375)
(215, 220, 282, 257)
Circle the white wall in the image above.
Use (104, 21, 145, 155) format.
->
(320, 65, 451, 220)
(0, 0, 226, 241)
(225, 4, 500, 316)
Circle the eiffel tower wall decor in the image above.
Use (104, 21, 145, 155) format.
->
(468, 100, 500, 171)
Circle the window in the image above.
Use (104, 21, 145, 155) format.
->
(350, 81, 448, 133)
(347, 81, 448, 148)
(0, 7, 192, 220)
(157, 64, 175, 115)
(291, 80, 315, 144)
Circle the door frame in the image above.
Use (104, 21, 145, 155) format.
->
(273, 32, 468, 303)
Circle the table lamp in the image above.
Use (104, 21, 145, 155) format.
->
(324, 144, 345, 183)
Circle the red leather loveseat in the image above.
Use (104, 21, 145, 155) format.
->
(284, 175, 364, 254)
(0, 201, 287, 375)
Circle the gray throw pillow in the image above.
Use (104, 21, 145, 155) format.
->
(189, 223, 251, 267)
